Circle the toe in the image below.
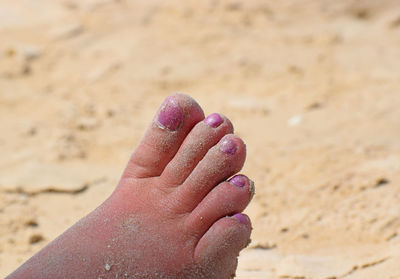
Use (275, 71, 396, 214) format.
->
(186, 175, 254, 236)
(174, 134, 246, 211)
(161, 113, 233, 185)
(194, 214, 252, 279)
(122, 93, 204, 179)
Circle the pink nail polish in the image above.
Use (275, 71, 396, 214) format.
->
(204, 113, 223, 128)
(233, 213, 247, 224)
(220, 137, 237, 154)
(157, 97, 184, 131)
(229, 175, 247, 187)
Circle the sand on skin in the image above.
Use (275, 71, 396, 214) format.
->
(1, 1, 400, 278)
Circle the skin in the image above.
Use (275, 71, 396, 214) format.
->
(7, 93, 254, 279)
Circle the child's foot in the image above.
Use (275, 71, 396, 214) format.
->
(8, 94, 254, 279)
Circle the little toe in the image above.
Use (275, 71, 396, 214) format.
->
(194, 214, 252, 279)
(186, 175, 254, 236)
(161, 113, 233, 185)
(122, 93, 204, 179)
(174, 134, 246, 211)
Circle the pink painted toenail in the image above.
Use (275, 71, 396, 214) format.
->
(204, 113, 223, 128)
(229, 175, 247, 187)
(220, 138, 237, 154)
(233, 213, 247, 224)
(157, 97, 184, 131)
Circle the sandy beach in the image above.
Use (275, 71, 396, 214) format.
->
(1, 0, 400, 278)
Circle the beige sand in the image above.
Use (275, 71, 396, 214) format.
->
(1, 1, 400, 278)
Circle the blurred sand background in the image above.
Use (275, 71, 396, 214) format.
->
(1, 0, 400, 278)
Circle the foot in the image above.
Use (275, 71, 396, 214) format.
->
(8, 94, 254, 279)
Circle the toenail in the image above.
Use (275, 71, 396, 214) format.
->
(204, 113, 223, 128)
(220, 137, 237, 154)
(233, 213, 248, 224)
(229, 175, 247, 187)
(157, 97, 184, 131)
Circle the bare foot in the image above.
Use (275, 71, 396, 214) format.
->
(8, 94, 254, 279)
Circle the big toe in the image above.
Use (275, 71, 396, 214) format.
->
(122, 93, 205, 179)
